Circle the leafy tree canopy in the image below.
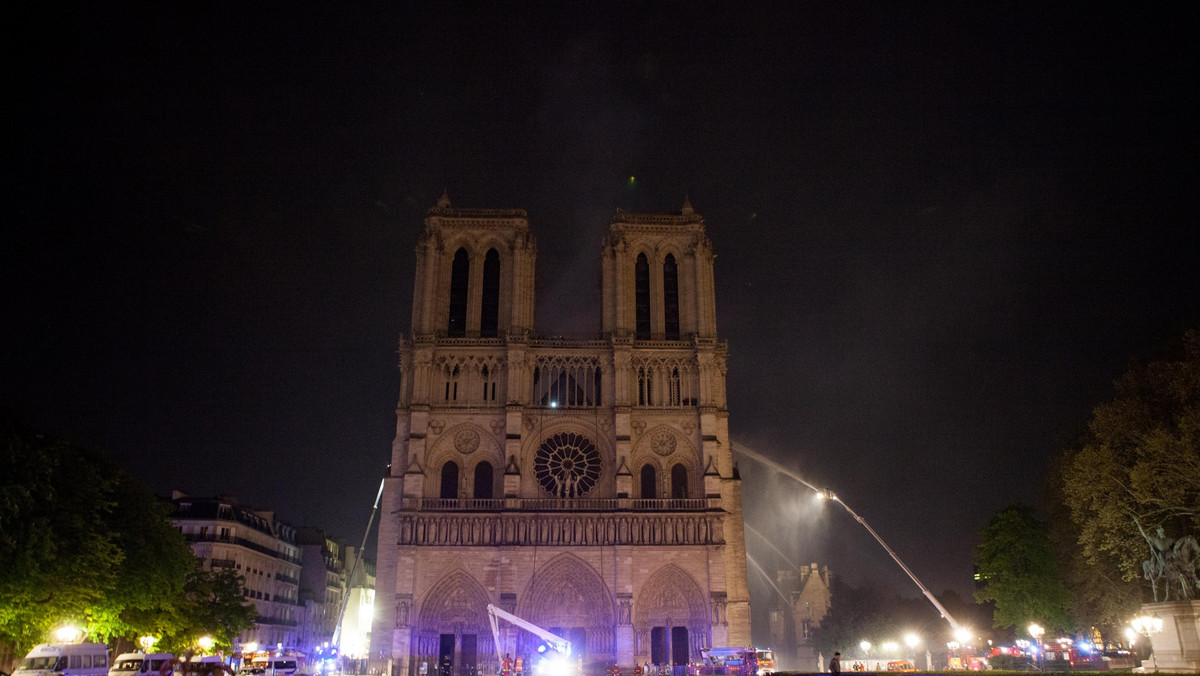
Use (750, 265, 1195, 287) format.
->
(159, 568, 258, 653)
(1060, 329, 1200, 585)
(0, 420, 216, 651)
(973, 504, 1072, 632)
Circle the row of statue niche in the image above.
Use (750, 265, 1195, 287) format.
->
(399, 514, 718, 546)
(1137, 517, 1200, 602)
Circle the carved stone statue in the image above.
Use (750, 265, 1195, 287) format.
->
(1137, 518, 1200, 601)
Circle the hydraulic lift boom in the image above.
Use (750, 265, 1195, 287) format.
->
(487, 604, 572, 666)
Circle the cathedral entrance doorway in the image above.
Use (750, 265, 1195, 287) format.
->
(648, 627, 689, 666)
(438, 635, 454, 676)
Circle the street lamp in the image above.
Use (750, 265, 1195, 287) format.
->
(904, 634, 919, 650)
(139, 636, 158, 652)
(1131, 614, 1164, 672)
(1028, 624, 1044, 670)
(197, 636, 215, 654)
(55, 625, 81, 643)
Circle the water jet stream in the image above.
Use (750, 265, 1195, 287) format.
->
(733, 441, 961, 632)
(745, 523, 805, 576)
(747, 553, 793, 607)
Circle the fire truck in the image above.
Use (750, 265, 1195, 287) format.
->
(697, 648, 768, 676)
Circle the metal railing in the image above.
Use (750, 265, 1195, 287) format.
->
(184, 533, 302, 565)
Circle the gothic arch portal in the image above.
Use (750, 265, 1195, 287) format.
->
(518, 553, 616, 660)
(414, 570, 494, 666)
(634, 564, 710, 660)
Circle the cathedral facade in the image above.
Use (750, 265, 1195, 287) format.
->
(369, 195, 751, 676)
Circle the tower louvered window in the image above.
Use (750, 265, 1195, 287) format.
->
(635, 253, 651, 339)
(448, 248, 470, 337)
(664, 253, 679, 339)
(481, 248, 500, 337)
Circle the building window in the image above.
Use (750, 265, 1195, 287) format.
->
(638, 367, 651, 406)
(448, 248, 470, 337)
(635, 253, 651, 339)
(473, 462, 494, 499)
(663, 254, 679, 339)
(640, 464, 657, 499)
(481, 248, 500, 337)
(668, 367, 681, 406)
(671, 463, 688, 499)
(444, 365, 460, 402)
(440, 461, 459, 500)
(532, 356, 601, 408)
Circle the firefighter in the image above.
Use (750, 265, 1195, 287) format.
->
(514, 656, 523, 676)
(502, 655, 513, 676)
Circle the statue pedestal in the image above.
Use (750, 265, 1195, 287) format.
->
(1141, 600, 1200, 673)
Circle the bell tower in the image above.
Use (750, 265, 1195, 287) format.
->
(600, 199, 717, 340)
(410, 190, 536, 339)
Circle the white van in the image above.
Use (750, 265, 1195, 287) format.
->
(15, 643, 110, 676)
(110, 653, 175, 676)
(248, 657, 297, 676)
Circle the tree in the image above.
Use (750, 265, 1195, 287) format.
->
(1059, 329, 1200, 589)
(973, 504, 1072, 632)
(0, 420, 202, 651)
(1045, 455, 1140, 631)
(159, 568, 257, 653)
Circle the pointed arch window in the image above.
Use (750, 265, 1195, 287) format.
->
(440, 461, 459, 500)
(668, 367, 681, 406)
(671, 463, 688, 499)
(663, 253, 680, 339)
(638, 367, 652, 406)
(448, 248, 470, 337)
(640, 464, 657, 499)
(444, 365, 460, 402)
(635, 253, 651, 339)
(481, 248, 500, 337)
(473, 462, 494, 499)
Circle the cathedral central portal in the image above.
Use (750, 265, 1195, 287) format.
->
(370, 196, 751, 676)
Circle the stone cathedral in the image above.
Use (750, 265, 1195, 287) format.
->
(370, 194, 751, 676)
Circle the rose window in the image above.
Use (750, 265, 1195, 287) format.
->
(534, 432, 601, 498)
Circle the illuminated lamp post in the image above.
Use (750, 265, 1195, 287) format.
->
(55, 625, 82, 643)
(1027, 624, 1044, 670)
(904, 634, 920, 666)
(198, 636, 215, 655)
(139, 636, 158, 652)
(1131, 614, 1164, 672)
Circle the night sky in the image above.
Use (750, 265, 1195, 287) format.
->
(6, 3, 1198, 630)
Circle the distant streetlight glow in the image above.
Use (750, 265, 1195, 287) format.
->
(197, 636, 214, 652)
(55, 625, 81, 643)
(139, 636, 158, 651)
(905, 634, 920, 649)
(860, 640, 871, 654)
